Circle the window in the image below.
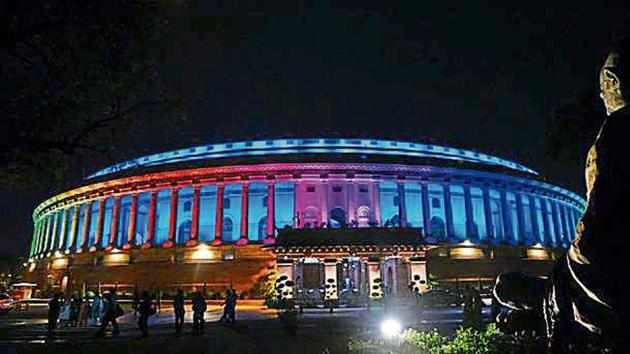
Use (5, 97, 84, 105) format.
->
(430, 216, 446, 239)
(65, 206, 76, 251)
(258, 217, 267, 240)
(117, 195, 132, 247)
(224, 197, 231, 209)
(306, 186, 315, 193)
(249, 183, 269, 241)
(154, 189, 172, 246)
(74, 204, 87, 249)
(359, 185, 369, 193)
(176, 187, 194, 244)
(332, 186, 342, 193)
(432, 198, 441, 209)
(198, 185, 217, 242)
(329, 208, 346, 228)
(135, 192, 151, 246)
(222, 217, 234, 241)
(275, 182, 295, 231)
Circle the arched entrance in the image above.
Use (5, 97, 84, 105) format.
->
(257, 216, 267, 241)
(329, 207, 346, 228)
(430, 216, 446, 239)
(222, 217, 234, 241)
(356, 206, 373, 227)
(303, 207, 319, 228)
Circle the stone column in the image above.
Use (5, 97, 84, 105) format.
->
(107, 196, 120, 250)
(29, 221, 39, 257)
(293, 181, 301, 227)
(421, 182, 432, 237)
(276, 258, 295, 300)
(559, 203, 570, 245)
(550, 201, 562, 246)
(515, 192, 527, 243)
(323, 259, 339, 300)
(482, 186, 494, 240)
(463, 183, 475, 239)
(48, 211, 58, 254)
(57, 209, 68, 251)
(187, 185, 201, 247)
(236, 182, 249, 245)
(36, 220, 45, 256)
(347, 181, 356, 225)
(500, 189, 513, 243)
(33, 218, 42, 256)
(31, 220, 40, 256)
(79, 203, 91, 252)
(320, 180, 329, 227)
(540, 198, 552, 245)
(372, 181, 382, 226)
(46, 215, 55, 253)
(264, 181, 276, 245)
(163, 187, 179, 248)
(70, 204, 80, 251)
(143, 190, 157, 249)
(528, 195, 540, 245)
(39, 217, 49, 255)
(92, 199, 105, 251)
(442, 182, 455, 239)
(408, 256, 429, 294)
(366, 259, 382, 299)
(123, 193, 138, 250)
(211, 183, 225, 246)
(397, 180, 407, 227)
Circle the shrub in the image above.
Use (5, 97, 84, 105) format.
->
(349, 324, 544, 353)
(402, 328, 448, 354)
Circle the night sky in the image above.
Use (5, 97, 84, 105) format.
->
(3, 2, 630, 258)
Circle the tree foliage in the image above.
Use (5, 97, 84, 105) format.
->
(1, 0, 186, 190)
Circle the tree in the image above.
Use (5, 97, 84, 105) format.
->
(1, 0, 186, 190)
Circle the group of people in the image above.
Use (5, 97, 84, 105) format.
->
(46, 289, 121, 337)
(48, 287, 238, 338)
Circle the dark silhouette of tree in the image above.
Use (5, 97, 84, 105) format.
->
(1, 0, 186, 189)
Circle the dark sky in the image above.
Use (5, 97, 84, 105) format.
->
(3, 2, 630, 258)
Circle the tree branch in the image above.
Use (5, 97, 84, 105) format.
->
(66, 99, 172, 152)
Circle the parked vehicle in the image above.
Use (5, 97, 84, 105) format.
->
(0, 293, 15, 314)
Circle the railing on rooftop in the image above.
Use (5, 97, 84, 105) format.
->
(86, 138, 538, 179)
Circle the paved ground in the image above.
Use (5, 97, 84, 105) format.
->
(0, 303, 491, 353)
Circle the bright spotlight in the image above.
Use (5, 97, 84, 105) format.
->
(380, 318, 402, 338)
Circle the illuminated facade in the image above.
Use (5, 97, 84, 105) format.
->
(24, 139, 585, 299)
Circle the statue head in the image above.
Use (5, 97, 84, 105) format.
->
(600, 38, 630, 115)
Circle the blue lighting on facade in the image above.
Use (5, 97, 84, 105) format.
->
(86, 138, 538, 179)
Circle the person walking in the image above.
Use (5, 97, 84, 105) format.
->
(90, 293, 104, 326)
(78, 297, 90, 326)
(191, 292, 207, 335)
(173, 289, 185, 334)
(227, 289, 238, 323)
(47, 293, 62, 336)
(132, 288, 140, 317)
(95, 289, 120, 337)
(218, 289, 231, 323)
(69, 294, 80, 327)
(137, 291, 155, 338)
(58, 297, 71, 328)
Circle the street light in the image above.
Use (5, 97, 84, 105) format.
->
(381, 318, 402, 338)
